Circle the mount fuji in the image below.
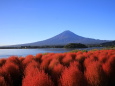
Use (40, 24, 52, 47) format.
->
(17, 30, 109, 46)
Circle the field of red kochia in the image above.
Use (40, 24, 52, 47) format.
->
(0, 50, 115, 86)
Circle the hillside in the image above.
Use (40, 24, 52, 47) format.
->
(18, 30, 108, 46)
(101, 41, 115, 47)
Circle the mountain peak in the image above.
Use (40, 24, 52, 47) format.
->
(62, 30, 74, 34)
(60, 30, 77, 37)
(63, 30, 71, 32)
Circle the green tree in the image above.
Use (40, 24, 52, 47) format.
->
(64, 43, 87, 48)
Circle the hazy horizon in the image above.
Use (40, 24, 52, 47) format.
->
(0, 0, 115, 46)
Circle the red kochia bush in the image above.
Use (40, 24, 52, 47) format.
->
(40, 58, 52, 70)
(84, 54, 98, 68)
(49, 59, 60, 69)
(103, 55, 115, 75)
(75, 54, 86, 63)
(69, 61, 82, 72)
(102, 55, 115, 86)
(2, 61, 21, 86)
(0, 68, 12, 86)
(62, 53, 74, 66)
(22, 55, 35, 69)
(0, 49, 115, 86)
(24, 60, 40, 76)
(35, 53, 42, 63)
(19, 57, 25, 62)
(98, 51, 109, 63)
(0, 58, 6, 67)
(51, 63, 65, 86)
(52, 63, 65, 76)
(22, 68, 54, 86)
(85, 61, 108, 86)
(41, 53, 54, 61)
(60, 62, 87, 86)
(0, 76, 7, 86)
(7, 56, 20, 65)
(3, 62, 20, 74)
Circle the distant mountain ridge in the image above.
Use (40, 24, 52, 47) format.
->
(101, 41, 115, 46)
(14, 30, 109, 46)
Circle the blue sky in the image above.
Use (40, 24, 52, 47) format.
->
(0, 0, 115, 46)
